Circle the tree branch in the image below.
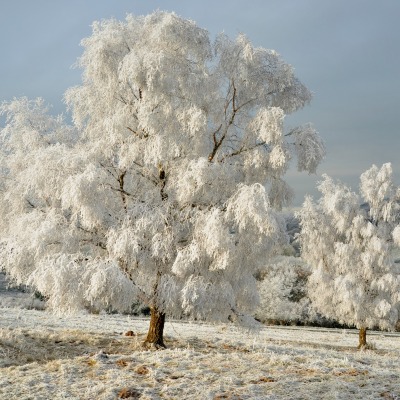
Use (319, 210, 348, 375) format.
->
(26, 199, 45, 213)
(118, 171, 128, 211)
(127, 126, 148, 138)
(132, 161, 159, 185)
(221, 141, 268, 160)
(208, 79, 238, 162)
(99, 162, 118, 181)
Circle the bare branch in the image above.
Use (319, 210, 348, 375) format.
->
(127, 126, 148, 138)
(99, 162, 118, 181)
(80, 238, 107, 250)
(221, 141, 268, 161)
(118, 171, 127, 211)
(132, 161, 159, 185)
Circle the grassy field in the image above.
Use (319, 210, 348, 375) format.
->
(1, 305, 400, 399)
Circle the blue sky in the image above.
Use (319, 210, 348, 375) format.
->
(1, 0, 399, 205)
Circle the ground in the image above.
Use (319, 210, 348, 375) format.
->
(0, 276, 400, 399)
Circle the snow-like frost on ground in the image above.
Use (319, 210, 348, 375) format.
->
(1, 306, 400, 399)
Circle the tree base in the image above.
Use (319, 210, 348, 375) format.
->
(142, 341, 166, 350)
(143, 306, 166, 350)
(357, 327, 367, 350)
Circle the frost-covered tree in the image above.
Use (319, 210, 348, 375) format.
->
(255, 256, 313, 324)
(298, 164, 400, 348)
(0, 12, 325, 347)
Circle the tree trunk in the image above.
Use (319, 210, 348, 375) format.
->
(143, 306, 166, 349)
(358, 327, 367, 349)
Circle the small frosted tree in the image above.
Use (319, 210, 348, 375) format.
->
(0, 12, 325, 347)
(298, 164, 400, 348)
(255, 256, 313, 324)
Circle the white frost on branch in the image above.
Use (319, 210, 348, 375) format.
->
(293, 124, 326, 174)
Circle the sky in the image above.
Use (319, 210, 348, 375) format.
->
(1, 0, 399, 206)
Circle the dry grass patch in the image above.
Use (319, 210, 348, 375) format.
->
(115, 359, 129, 367)
(250, 376, 276, 383)
(214, 392, 243, 400)
(134, 365, 150, 375)
(333, 368, 369, 376)
(117, 387, 142, 399)
(0, 327, 145, 367)
(0, 326, 245, 369)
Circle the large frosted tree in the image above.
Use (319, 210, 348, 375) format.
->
(298, 164, 400, 348)
(0, 12, 325, 347)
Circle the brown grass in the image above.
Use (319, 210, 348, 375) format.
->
(118, 387, 142, 399)
(0, 327, 145, 367)
(134, 365, 149, 375)
(333, 368, 369, 376)
(250, 376, 276, 383)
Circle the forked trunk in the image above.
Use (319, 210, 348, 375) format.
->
(358, 327, 367, 349)
(143, 306, 166, 349)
